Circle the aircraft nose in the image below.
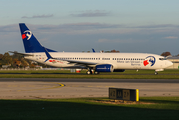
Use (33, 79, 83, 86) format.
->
(166, 60, 173, 67)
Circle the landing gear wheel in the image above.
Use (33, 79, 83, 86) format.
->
(94, 71, 99, 74)
(86, 71, 91, 75)
(155, 72, 158, 75)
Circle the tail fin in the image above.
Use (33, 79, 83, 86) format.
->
(19, 23, 56, 53)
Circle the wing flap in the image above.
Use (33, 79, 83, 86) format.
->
(60, 59, 97, 65)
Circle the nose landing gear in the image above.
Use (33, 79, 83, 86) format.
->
(154, 71, 158, 75)
(154, 69, 164, 75)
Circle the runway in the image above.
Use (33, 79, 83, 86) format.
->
(0, 78, 179, 99)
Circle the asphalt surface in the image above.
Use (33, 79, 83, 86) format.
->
(0, 78, 179, 99)
(0, 78, 179, 83)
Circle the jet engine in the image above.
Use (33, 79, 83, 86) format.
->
(95, 64, 113, 72)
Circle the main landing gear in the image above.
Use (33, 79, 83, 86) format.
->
(94, 71, 99, 74)
(86, 69, 99, 75)
(86, 70, 92, 75)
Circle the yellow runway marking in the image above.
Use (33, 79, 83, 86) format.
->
(13, 83, 65, 92)
(66, 85, 115, 88)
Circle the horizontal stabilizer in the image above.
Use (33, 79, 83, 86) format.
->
(9, 51, 34, 56)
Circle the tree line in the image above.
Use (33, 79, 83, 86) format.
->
(0, 52, 47, 68)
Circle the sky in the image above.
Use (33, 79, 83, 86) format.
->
(0, 0, 179, 55)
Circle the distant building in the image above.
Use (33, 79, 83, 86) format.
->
(166, 56, 179, 69)
(105, 50, 120, 53)
(2, 64, 11, 68)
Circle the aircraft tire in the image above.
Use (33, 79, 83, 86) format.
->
(155, 72, 158, 75)
(86, 71, 91, 75)
(94, 71, 99, 74)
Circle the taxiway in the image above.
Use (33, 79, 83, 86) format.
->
(0, 78, 178, 99)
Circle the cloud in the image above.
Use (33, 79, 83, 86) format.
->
(98, 39, 110, 43)
(34, 22, 125, 34)
(0, 23, 128, 35)
(22, 14, 54, 19)
(164, 36, 178, 39)
(71, 10, 111, 17)
(60, 22, 122, 29)
(1, 23, 179, 55)
(97, 38, 144, 44)
(0, 24, 19, 32)
(1, 23, 179, 36)
(132, 24, 179, 29)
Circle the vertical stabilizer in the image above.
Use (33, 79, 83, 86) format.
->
(19, 23, 44, 53)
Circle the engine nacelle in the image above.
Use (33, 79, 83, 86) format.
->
(113, 69, 125, 72)
(95, 64, 113, 72)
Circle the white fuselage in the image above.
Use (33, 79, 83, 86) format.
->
(24, 52, 173, 71)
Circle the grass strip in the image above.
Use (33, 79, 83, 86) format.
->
(0, 70, 179, 79)
(0, 74, 179, 79)
(0, 97, 178, 120)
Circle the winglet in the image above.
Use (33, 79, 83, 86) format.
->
(92, 48, 95, 53)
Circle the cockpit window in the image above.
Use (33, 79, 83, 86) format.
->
(159, 58, 167, 60)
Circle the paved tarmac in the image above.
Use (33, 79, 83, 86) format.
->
(0, 78, 178, 99)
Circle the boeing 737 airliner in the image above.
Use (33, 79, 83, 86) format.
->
(16, 23, 173, 74)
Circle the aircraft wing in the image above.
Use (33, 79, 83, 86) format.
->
(43, 47, 97, 66)
(61, 59, 97, 65)
(9, 51, 34, 56)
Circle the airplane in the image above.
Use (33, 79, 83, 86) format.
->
(15, 23, 173, 75)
